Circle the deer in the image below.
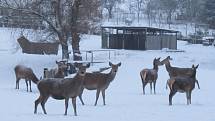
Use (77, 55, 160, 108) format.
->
(43, 60, 69, 78)
(34, 63, 90, 116)
(161, 56, 200, 89)
(78, 62, 121, 106)
(14, 65, 39, 92)
(67, 62, 77, 74)
(168, 64, 199, 105)
(140, 58, 163, 95)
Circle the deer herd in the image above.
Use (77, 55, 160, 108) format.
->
(14, 56, 200, 116)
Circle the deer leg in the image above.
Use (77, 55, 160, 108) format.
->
(34, 96, 42, 114)
(40, 96, 49, 114)
(78, 87, 85, 105)
(150, 82, 152, 94)
(169, 90, 177, 105)
(72, 97, 77, 116)
(16, 78, 20, 89)
(102, 90, 106, 105)
(142, 82, 146, 95)
(29, 80, 32, 92)
(94, 89, 101, 106)
(153, 81, 156, 94)
(186, 91, 190, 105)
(64, 98, 69, 115)
(189, 91, 192, 104)
(25, 79, 28, 92)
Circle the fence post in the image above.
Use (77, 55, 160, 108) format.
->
(108, 50, 111, 60)
(85, 51, 88, 61)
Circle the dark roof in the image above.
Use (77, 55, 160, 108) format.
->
(101, 26, 179, 33)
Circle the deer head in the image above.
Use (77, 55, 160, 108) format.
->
(109, 62, 121, 74)
(153, 57, 163, 66)
(74, 62, 90, 76)
(191, 64, 199, 78)
(192, 64, 200, 89)
(56, 61, 69, 71)
(161, 56, 173, 65)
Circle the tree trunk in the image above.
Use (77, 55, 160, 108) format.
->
(70, 0, 82, 61)
(59, 35, 69, 59)
(62, 43, 69, 59)
(71, 31, 82, 61)
(108, 8, 113, 19)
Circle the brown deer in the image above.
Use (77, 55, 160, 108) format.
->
(14, 65, 39, 92)
(140, 58, 163, 94)
(78, 62, 121, 106)
(43, 61, 69, 78)
(34, 63, 90, 116)
(161, 56, 200, 89)
(168, 64, 199, 105)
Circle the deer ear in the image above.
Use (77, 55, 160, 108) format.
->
(109, 62, 112, 66)
(192, 64, 195, 68)
(118, 62, 121, 67)
(195, 64, 199, 69)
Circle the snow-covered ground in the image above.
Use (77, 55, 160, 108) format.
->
(0, 28, 215, 121)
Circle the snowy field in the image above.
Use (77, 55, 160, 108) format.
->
(0, 28, 215, 121)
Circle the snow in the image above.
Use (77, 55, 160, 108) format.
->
(0, 28, 215, 121)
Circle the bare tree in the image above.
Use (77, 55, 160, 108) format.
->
(103, 0, 118, 19)
(159, 0, 178, 28)
(0, 0, 101, 60)
(145, 0, 157, 26)
(135, 0, 145, 23)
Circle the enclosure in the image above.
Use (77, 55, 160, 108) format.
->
(101, 26, 178, 50)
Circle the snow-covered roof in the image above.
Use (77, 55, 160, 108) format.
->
(101, 26, 179, 33)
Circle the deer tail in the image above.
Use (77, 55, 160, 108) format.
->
(167, 78, 175, 90)
(143, 71, 147, 81)
(140, 72, 143, 81)
(166, 80, 168, 90)
(140, 70, 147, 82)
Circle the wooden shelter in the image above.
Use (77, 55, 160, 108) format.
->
(101, 26, 179, 50)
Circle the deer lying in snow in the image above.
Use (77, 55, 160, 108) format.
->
(161, 56, 200, 89)
(43, 61, 69, 78)
(78, 62, 121, 106)
(140, 58, 163, 94)
(167, 64, 200, 105)
(14, 65, 39, 92)
(34, 63, 90, 116)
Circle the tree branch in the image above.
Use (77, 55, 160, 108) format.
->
(0, 5, 60, 36)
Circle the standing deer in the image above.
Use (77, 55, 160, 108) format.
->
(161, 56, 200, 89)
(78, 62, 121, 106)
(140, 58, 163, 94)
(34, 63, 90, 116)
(43, 61, 69, 78)
(14, 65, 39, 92)
(168, 64, 199, 105)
